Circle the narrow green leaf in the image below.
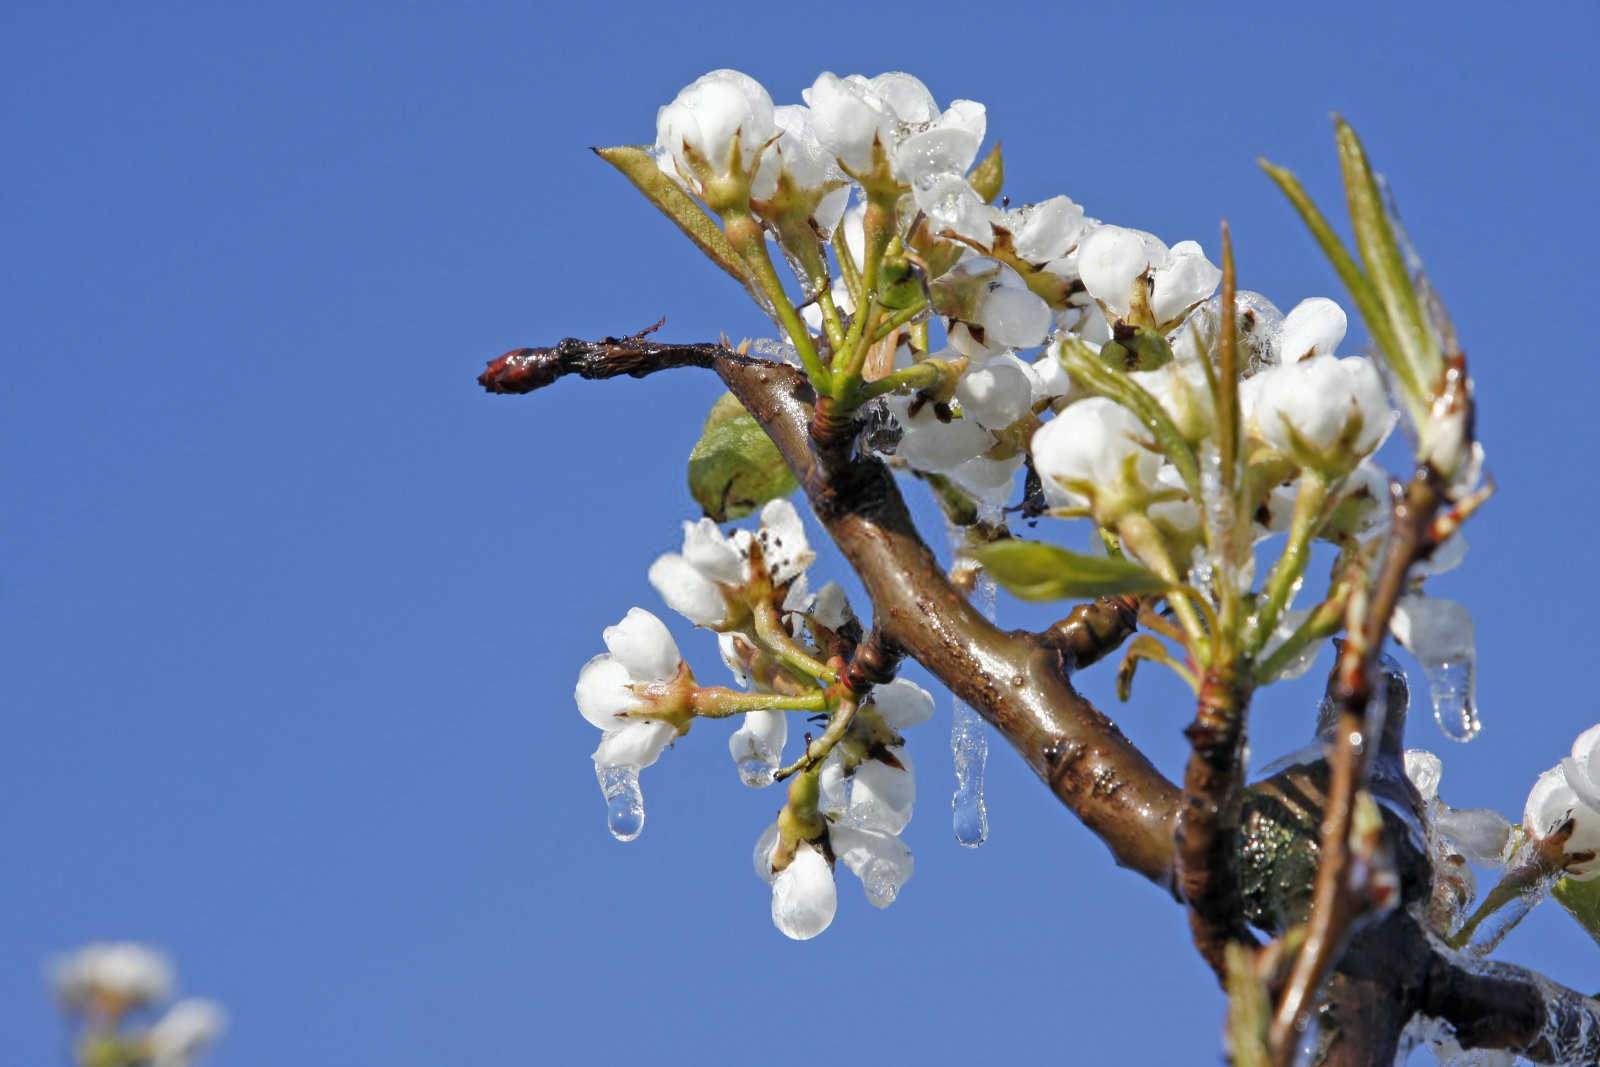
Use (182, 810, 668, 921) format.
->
(973, 539, 1171, 602)
(1257, 157, 1420, 420)
(687, 393, 798, 522)
(595, 145, 749, 288)
(1552, 875, 1600, 950)
(1334, 119, 1442, 398)
(967, 142, 1004, 203)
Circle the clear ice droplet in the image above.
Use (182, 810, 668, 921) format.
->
(737, 757, 776, 789)
(597, 764, 644, 842)
(1425, 654, 1480, 742)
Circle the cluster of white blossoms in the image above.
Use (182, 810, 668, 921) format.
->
(575, 496, 934, 938)
(576, 68, 1499, 946)
(52, 943, 225, 1067)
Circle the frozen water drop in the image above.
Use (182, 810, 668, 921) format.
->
(951, 703, 989, 847)
(737, 757, 776, 788)
(1391, 596, 1480, 743)
(597, 764, 644, 842)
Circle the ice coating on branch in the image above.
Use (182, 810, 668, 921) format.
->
(770, 841, 837, 940)
(1390, 595, 1480, 742)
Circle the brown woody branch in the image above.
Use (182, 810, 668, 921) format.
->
(479, 336, 1600, 1062)
(481, 335, 1183, 884)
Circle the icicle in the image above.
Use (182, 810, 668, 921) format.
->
(952, 702, 989, 847)
(1392, 596, 1481, 742)
(949, 509, 997, 848)
(596, 764, 645, 842)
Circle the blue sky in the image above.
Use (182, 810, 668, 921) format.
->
(5, 1, 1597, 1062)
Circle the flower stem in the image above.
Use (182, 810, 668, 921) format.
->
(1244, 471, 1330, 658)
(753, 601, 837, 683)
(722, 212, 831, 393)
(691, 688, 831, 718)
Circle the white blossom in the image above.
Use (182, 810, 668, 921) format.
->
(1247, 354, 1393, 470)
(648, 518, 748, 627)
(754, 498, 815, 586)
(1525, 757, 1600, 881)
(849, 746, 915, 834)
(1278, 297, 1348, 362)
(1031, 397, 1158, 511)
(1078, 226, 1220, 323)
(830, 824, 914, 908)
(728, 709, 787, 787)
(955, 356, 1033, 430)
(751, 104, 841, 200)
(576, 608, 684, 771)
(655, 70, 775, 193)
(53, 943, 173, 1010)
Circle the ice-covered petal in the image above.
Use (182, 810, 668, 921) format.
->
(655, 70, 775, 181)
(1250, 355, 1393, 464)
(918, 173, 994, 245)
(648, 553, 729, 627)
(592, 720, 676, 771)
(810, 581, 851, 631)
(1004, 196, 1088, 263)
(831, 825, 914, 908)
(803, 72, 893, 173)
(1031, 397, 1157, 509)
(850, 748, 915, 834)
(1567, 724, 1600, 812)
(753, 820, 781, 883)
(1030, 350, 1074, 402)
(1149, 240, 1221, 324)
(1079, 226, 1162, 320)
(977, 281, 1052, 349)
(576, 654, 638, 730)
(729, 709, 787, 787)
(771, 842, 837, 939)
(956, 358, 1032, 430)
(895, 126, 980, 186)
(949, 453, 1023, 505)
(870, 72, 938, 124)
(1405, 749, 1444, 806)
(896, 418, 992, 473)
(602, 608, 682, 682)
(871, 677, 935, 730)
(818, 751, 849, 820)
(1279, 297, 1348, 362)
(718, 631, 752, 687)
(1435, 805, 1514, 867)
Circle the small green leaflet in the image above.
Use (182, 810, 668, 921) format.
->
(594, 145, 749, 288)
(1552, 875, 1600, 951)
(687, 392, 798, 522)
(972, 539, 1171, 602)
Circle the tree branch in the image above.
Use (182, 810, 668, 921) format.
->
(481, 335, 1183, 886)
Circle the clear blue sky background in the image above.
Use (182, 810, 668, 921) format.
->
(5, 2, 1597, 1063)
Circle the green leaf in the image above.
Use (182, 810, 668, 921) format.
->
(595, 145, 749, 288)
(973, 539, 1172, 602)
(687, 393, 798, 522)
(1552, 875, 1600, 950)
(1334, 118, 1442, 399)
(968, 142, 1004, 203)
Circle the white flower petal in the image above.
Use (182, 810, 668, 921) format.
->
(592, 720, 676, 771)
(148, 999, 227, 1067)
(831, 825, 914, 908)
(753, 821, 781, 883)
(1404, 749, 1444, 806)
(648, 553, 729, 627)
(1279, 297, 1348, 362)
(849, 748, 915, 834)
(729, 709, 787, 785)
(757, 498, 814, 586)
(871, 678, 935, 730)
(602, 607, 682, 681)
(575, 654, 637, 730)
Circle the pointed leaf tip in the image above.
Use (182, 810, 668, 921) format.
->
(972, 540, 1171, 603)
